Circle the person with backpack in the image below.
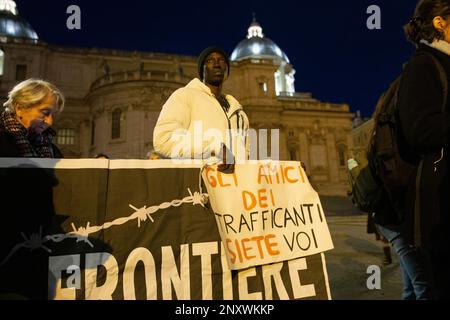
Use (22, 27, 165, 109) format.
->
(396, 0, 450, 300)
(348, 150, 433, 299)
(347, 0, 450, 299)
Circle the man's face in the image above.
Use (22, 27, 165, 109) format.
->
(203, 52, 228, 86)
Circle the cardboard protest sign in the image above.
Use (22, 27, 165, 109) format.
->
(202, 161, 334, 270)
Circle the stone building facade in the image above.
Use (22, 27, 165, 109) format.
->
(0, 2, 354, 195)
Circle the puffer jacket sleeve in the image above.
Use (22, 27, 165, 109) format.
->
(242, 111, 250, 160)
(398, 54, 450, 154)
(153, 89, 192, 158)
(153, 89, 223, 159)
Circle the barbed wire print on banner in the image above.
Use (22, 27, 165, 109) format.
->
(0, 189, 209, 267)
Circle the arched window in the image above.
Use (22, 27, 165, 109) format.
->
(258, 82, 268, 95)
(111, 109, 124, 139)
(289, 149, 297, 161)
(15, 64, 27, 81)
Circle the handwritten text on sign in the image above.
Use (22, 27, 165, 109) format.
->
(203, 162, 334, 270)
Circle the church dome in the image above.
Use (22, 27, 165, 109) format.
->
(231, 17, 289, 63)
(0, 0, 38, 41)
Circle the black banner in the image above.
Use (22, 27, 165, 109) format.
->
(0, 159, 331, 300)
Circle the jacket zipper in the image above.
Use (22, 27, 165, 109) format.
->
(219, 101, 232, 151)
(217, 98, 243, 156)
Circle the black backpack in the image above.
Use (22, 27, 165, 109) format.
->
(349, 53, 447, 225)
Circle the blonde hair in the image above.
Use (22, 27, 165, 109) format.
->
(3, 79, 65, 114)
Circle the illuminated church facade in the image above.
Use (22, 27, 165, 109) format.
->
(0, 1, 354, 196)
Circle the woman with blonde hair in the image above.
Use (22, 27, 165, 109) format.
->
(0, 79, 65, 158)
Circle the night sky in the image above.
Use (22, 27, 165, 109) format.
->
(13, 0, 419, 118)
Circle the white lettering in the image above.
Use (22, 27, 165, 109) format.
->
(161, 244, 190, 299)
(366, 265, 381, 290)
(85, 252, 118, 300)
(288, 258, 316, 299)
(123, 247, 157, 300)
(366, 5, 381, 30)
(66, 5, 81, 30)
(192, 242, 219, 300)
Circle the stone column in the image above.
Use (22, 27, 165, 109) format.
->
(326, 129, 339, 183)
(279, 126, 288, 161)
(345, 127, 355, 158)
(79, 118, 91, 157)
(299, 129, 310, 169)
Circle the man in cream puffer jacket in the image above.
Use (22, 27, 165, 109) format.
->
(153, 47, 249, 163)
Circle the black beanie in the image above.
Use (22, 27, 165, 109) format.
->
(197, 46, 230, 81)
